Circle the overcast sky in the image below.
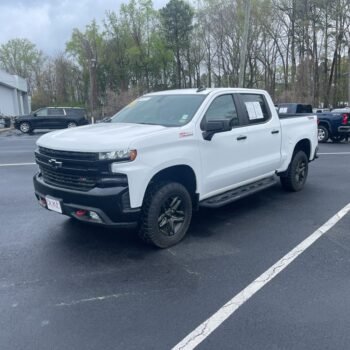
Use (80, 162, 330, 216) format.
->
(0, 0, 166, 55)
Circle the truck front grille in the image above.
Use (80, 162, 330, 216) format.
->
(38, 146, 98, 161)
(36, 147, 127, 192)
(41, 167, 97, 191)
(36, 147, 100, 191)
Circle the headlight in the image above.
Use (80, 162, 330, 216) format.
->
(98, 149, 137, 162)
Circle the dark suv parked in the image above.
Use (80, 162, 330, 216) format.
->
(14, 107, 88, 133)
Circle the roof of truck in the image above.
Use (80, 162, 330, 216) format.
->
(146, 88, 268, 96)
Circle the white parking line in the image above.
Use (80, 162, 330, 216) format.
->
(173, 203, 350, 350)
(319, 152, 350, 155)
(0, 163, 36, 167)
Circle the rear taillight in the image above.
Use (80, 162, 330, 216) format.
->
(342, 114, 349, 125)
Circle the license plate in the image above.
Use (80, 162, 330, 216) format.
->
(46, 196, 62, 213)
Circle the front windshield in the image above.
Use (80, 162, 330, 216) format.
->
(111, 94, 206, 127)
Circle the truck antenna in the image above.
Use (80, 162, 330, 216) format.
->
(196, 86, 206, 93)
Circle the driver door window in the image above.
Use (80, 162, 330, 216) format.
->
(203, 94, 239, 127)
(36, 108, 48, 117)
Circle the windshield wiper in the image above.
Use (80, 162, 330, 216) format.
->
(137, 122, 163, 126)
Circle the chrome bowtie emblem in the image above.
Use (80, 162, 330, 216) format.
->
(48, 158, 63, 169)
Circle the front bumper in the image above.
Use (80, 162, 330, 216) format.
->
(33, 172, 140, 228)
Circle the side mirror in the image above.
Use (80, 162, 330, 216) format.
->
(33, 113, 37, 117)
(202, 118, 233, 141)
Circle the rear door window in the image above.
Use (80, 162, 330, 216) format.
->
(66, 109, 86, 117)
(48, 108, 65, 116)
(240, 94, 271, 124)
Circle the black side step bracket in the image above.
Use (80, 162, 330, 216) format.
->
(200, 176, 277, 208)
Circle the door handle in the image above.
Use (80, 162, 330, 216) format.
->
(237, 135, 247, 141)
(271, 130, 280, 134)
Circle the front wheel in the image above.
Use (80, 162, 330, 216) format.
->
(67, 122, 77, 128)
(19, 122, 31, 133)
(138, 182, 192, 248)
(280, 150, 309, 192)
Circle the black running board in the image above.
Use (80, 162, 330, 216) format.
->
(200, 176, 278, 208)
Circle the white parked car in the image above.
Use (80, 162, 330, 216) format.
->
(33, 88, 318, 247)
(331, 108, 350, 113)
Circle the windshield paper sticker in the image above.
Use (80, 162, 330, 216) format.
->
(179, 114, 189, 123)
(245, 102, 264, 120)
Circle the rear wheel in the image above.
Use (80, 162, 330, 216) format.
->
(318, 125, 329, 143)
(280, 150, 309, 192)
(138, 182, 192, 248)
(19, 122, 31, 133)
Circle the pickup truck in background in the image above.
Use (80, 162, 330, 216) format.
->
(33, 88, 318, 248)
(278, 103, 350, 143)
(316, 109, 350, 143)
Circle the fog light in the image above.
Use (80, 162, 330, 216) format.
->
(39, 198, 47, 208)
(89, 211, 101, 221)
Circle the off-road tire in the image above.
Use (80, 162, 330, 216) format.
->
(318, 125, 329, 143)
(280, 150, 309, 192)
(138, 182, 192, 248)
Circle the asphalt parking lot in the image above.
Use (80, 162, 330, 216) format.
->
(1, 130, 350, 350)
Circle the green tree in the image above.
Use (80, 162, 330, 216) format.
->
(31, 53, 85, 110)
(104, 11, 131, 92)
(120, 0, 157, 92)
(160, 0, 194, 88)
(105, 0, 173, 93)
(0, 38, 43, 92)
(66, 20, 104, 116)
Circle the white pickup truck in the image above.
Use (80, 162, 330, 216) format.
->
(34, 88, 318, 247)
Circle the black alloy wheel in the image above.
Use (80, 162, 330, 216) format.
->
(139, 182, 192, 248)
(295, 158, 307, 185)
(280, 150, 309, 192)
(158, 195, 185, 237)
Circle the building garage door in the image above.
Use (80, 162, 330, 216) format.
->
(0, 85, 16, 116)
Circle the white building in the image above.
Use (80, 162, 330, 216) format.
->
(0, 69, 31, 116)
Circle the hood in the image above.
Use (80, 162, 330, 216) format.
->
(36, 123, 166, 152)
(16, 114, 32, 120)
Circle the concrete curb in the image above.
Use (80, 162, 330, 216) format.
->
(0, 128, 13, 133)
